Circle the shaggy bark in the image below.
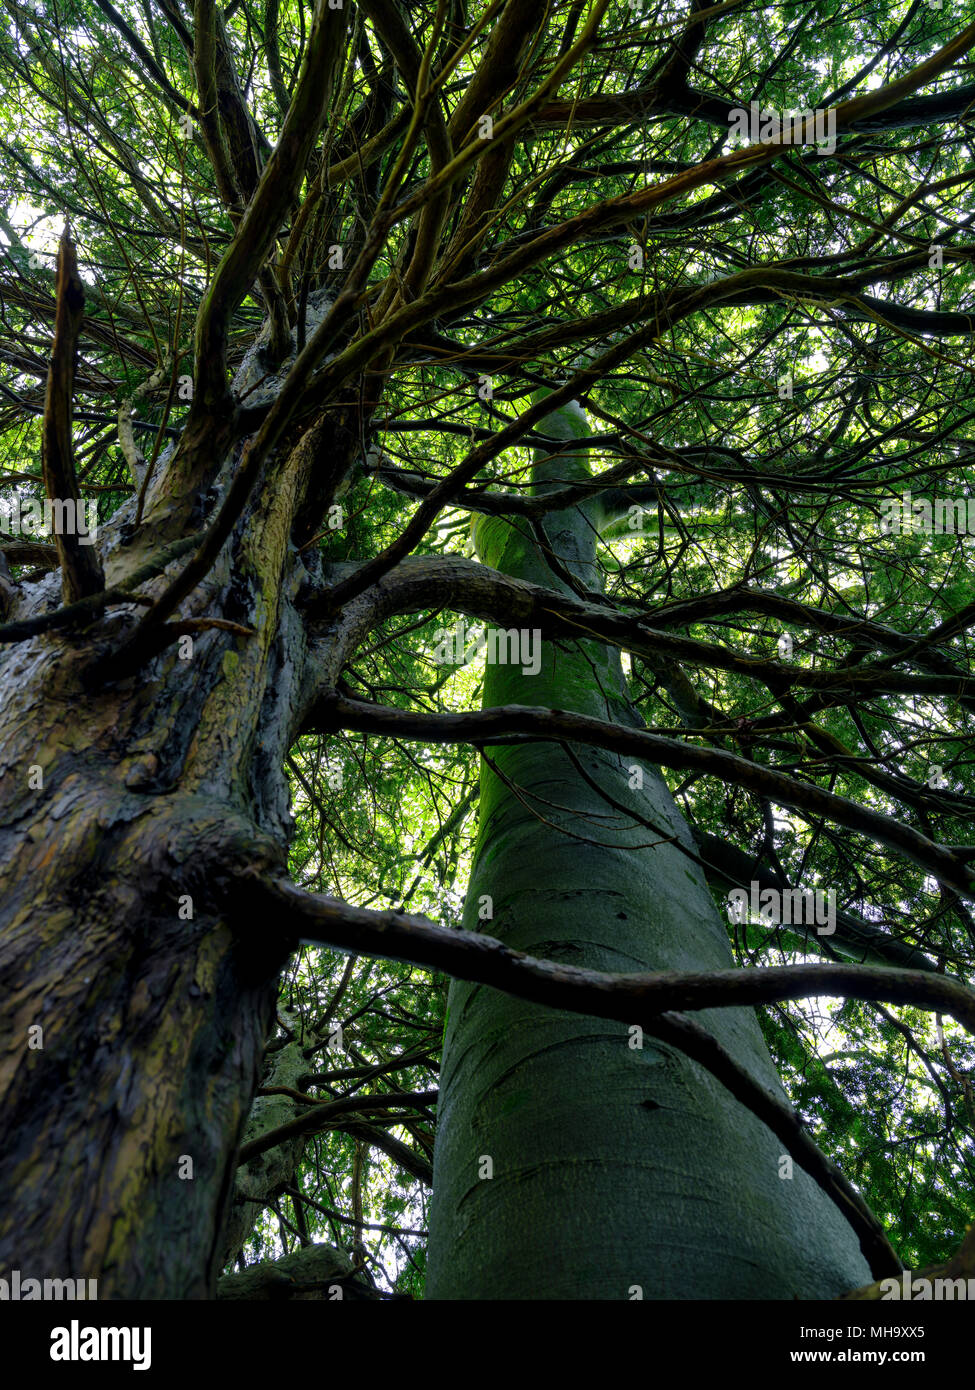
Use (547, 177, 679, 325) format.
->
(215, 1242, 380, 1300)
(0, 397, 354, 1296)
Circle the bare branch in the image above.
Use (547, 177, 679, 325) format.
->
(237, 872, 935, 1277)
(306, 695, 974, 898)
(41, 229, 104, 603)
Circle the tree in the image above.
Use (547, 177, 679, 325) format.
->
(1, 0, 975, 1301)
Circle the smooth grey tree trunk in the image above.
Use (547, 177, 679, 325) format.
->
(427, 395, 873, 1300)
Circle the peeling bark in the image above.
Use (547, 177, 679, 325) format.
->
(215, 1242, 381, 1300)
(0, 404, 355, 1296)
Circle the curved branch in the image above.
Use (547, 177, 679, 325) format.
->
(310, 695, 975, 898)
(192, 0, 349, 414)
(304, 553, 975, 712)
(237, 1089, 439, 1164)
(236, 872, 941, 1278)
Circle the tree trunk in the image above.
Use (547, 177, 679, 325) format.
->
(217, 1011, 311, 1268)
(426, 396, 874, 1300)
(0, 433, 317, 1297)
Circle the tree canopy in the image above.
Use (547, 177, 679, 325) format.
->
(2, 0, 975, 1301)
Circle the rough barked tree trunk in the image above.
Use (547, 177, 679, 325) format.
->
(0, 405, 356, 1298)
(426, 395, 874, 1300)
(216, 1009, 310, 1269)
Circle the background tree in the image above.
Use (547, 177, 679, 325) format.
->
(2, 0, 975, 1300)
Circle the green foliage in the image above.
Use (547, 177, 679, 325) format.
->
(3, 0, 975, 1295)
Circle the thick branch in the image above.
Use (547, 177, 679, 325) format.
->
(192, 0, 348, 414)
(242, 875, 975, 1036)
(306, 554, 975, 709)
(306, 695, 974, 899)
(237, 873, 924, 1278)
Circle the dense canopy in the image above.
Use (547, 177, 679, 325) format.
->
(2, 0, 975, 1300)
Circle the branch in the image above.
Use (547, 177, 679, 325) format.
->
(334, 1120, 433, 1187)
(237, 1089, 439, 1164)
(91, 0, 202, 126)
(41, 229, 104, 603)
(0, 532, 200, 645)
(236, 873, 930, 1278)
(311, 695, 975, 899)
(242, 875, 975, 1035)
(536, 62, 975, 132)
(216, 1243, 381, 1300)
(318, 335, 654, 611)
(191, 0, 349, 414)
(0, 541, 60, 570)
(304, 553, 975, 707)
(364, 21, 975, 352)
